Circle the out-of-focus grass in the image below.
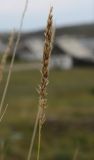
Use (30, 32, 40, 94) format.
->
(0, 68, 94, 159)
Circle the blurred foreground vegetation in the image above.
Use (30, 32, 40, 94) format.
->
(0, 67, 94, 160)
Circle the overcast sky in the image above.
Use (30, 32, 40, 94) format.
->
(0, 0, 94, 31)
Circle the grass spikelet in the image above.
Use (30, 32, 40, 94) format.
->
(38, 6, 53, 125)
(27, 7, 54, 160)
(0, 32, 14, 83)
(37, 7, 54, 160)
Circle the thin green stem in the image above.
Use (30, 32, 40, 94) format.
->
(37, 122, 42, 160)
(27, 109, 40, 160)
(73, 148, 79, 160)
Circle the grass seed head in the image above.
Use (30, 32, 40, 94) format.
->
(39, 7, 54, 125)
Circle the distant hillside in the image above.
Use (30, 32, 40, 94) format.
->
(1, 23, 94, 40)
(20, 23, 94, 39)
(56, 23, 94, 37)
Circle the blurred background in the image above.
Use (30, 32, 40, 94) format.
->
(0, 0, 94, 159)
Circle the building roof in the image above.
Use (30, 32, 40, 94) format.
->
(0, 23, 94, 62)
(57, 36, 94, 61)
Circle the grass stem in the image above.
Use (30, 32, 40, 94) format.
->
(0, 0, 28, 116)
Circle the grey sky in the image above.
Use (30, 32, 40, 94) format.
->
(0, 0, 94, 31)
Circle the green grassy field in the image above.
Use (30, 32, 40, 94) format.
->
(0, 68, 94, 160)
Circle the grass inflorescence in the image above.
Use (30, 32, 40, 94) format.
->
(27, 7, 54, 160)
